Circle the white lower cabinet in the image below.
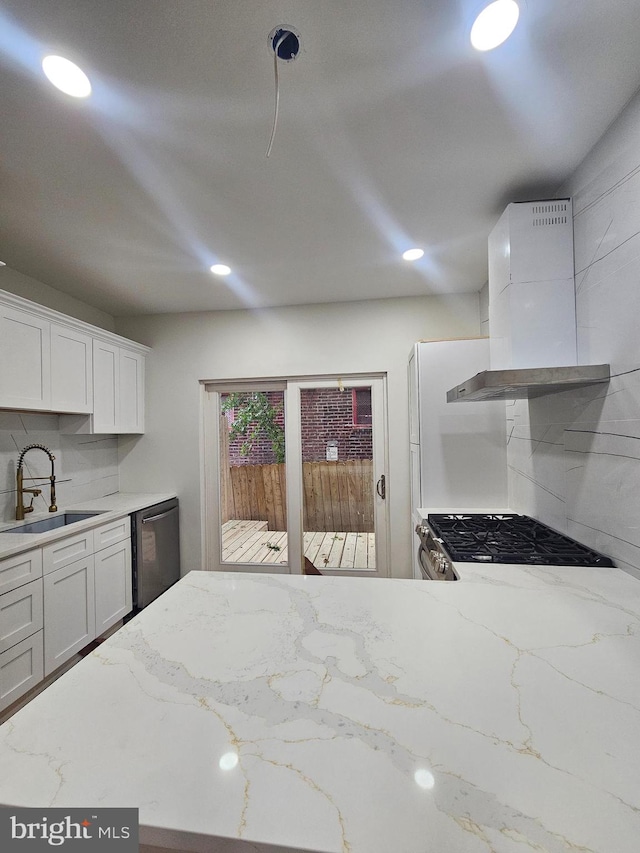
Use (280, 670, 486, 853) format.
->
(0, 548, 44, 712)
(95, 539, 132, 635)
(0, 633, 44, 712)
(43, 557, 96, 677)
(42, 516, 132, 677)
(0, 515, 133, 707)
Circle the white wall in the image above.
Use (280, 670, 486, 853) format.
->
(115, 294, 481, 579)
(506, 86, 640, 579)
(0, 266, 115, 332)
(0, 412, 119, 524)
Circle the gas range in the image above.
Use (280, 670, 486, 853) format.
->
(415, 512, 615, 581)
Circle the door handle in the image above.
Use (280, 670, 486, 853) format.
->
(142, 507, 179, 524)
(376, 474, 386, 499)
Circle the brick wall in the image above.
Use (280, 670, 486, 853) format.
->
(222, 388, 372, 465)
(300, 388, 372, 462)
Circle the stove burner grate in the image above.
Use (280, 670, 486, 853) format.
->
(427, 513, 614, 567)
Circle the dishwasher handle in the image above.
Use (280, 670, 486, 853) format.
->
(142, 506, 178, 525)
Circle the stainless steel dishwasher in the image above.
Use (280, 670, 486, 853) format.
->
(131, 498, 181, 612)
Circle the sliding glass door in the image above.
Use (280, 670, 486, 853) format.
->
(203, 375, 388, 576)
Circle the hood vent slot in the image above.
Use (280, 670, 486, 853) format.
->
(531, 201, 569, 226)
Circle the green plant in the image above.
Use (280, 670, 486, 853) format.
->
(221, 392, 285, 463)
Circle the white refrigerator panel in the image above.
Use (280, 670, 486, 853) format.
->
(413, 339, 507, 508)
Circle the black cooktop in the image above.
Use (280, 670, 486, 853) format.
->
(427, 513, 615, 567)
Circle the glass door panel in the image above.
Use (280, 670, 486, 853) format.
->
(300, 385, 377, 573)
(218, 389, 288, 567)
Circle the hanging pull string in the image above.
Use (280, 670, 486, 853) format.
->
(266, 33, 288, 158)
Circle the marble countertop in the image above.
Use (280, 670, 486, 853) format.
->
(0, 492, 177, 560)
(1, 566, 639, 853)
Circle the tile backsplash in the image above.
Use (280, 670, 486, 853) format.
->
(505, 89, 640, 580)
(0, 412, 118, 523)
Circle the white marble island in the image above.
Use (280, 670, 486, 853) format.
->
(1, 567, 639, 853)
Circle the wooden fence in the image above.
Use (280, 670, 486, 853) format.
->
(221, 460, 374, 533)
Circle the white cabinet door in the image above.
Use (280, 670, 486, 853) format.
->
(92, 339, 120, 432)
(94, 539, 132, 635)
(50, 324, 93, 413)
(118, 349, 144, 433)
(0, 632, 44, 713)
(0, 306, 50, 410)
(70, 342, 145, 434)
(43, 557, 95, 676)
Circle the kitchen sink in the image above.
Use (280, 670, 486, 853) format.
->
(1, 511, 106, 534)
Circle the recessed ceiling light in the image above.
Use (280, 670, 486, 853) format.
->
(0, 261, 6, 267)
(210, 264, 231, 276)
(403, 248, 424, 262)
(470, 1, 520, 52)
(42, 55, 92, 98)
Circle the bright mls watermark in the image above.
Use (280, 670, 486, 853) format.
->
(1, 808, 138, 851)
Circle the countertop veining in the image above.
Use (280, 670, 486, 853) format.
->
(0, 566, 639, 852)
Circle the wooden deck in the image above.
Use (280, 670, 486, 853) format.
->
(221, 520, 376, 571)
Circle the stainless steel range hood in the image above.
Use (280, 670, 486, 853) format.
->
(446, 364, 610, 402)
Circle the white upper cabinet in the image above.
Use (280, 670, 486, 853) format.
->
(118, 349, 144, 433)
(93, 340, 120, 432)
(90, 341, 144, 434)
(0, 305, 51, 410)
(0, 289, 148, 433)
(50, 324, 93, 413)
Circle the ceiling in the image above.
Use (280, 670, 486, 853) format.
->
(1, 1, 640, 317)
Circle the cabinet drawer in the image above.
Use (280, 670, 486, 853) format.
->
(94, 516, 131, 551)
(0, 631, 44, 713)
(0, 578, 43, 655)
(0, 548, 43, 595)
(43, 529, 94, 575)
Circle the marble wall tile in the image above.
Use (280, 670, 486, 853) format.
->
(58, 435, 119, 506)
(503, 88, 640, 579)
(573, 170, 640, 277)
(0, 413, 118, 523)
(507, 402, 569, 534)
(564, 421, 640, 567)
(575, 234, 640, 367)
